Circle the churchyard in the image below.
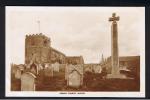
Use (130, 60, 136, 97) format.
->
(11, 65, 139, 91)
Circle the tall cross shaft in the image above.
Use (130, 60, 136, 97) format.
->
(109, 13, 120, 75)
(107, 13, 126, 78)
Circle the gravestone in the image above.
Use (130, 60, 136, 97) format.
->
(15, 68, 22, 79)
(30, 63, 38, 75)
(68, 70, 82, 88)
(45, 63, 50, 68)
(93, 65, 102, 73)
(52, 62, 59, 72)
(14, 64, 24, 79)
(84, 65, 93, 73)
(44, 63, 53, 77)
(38, 64, 44, 70)
(21, 72, 36, 91)
(26, 64, 31, 69)
(66, 64, 83, 88)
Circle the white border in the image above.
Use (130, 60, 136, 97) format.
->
(5, 6, 145, 97)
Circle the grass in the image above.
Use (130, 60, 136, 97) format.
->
(11, 71, 139, 91)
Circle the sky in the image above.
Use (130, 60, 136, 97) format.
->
(6, 7, 145, 64)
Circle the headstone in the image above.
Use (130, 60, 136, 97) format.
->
(18, 64, 25, 71)
(52, 62, 59, 72)
(107, 13, 126, 78)
(38, 64, 43, 70)
(21, 72, 36, 91)
(44, 63, 53, 77)
(15, 68, 22, 79)
(84, 65, 92, 73)
(93, 65, 102, 73)
(45, 63, 50, 68)
(66, 64, 83, 88)
(30, 63, 38, 75)
(14, 64, 25, 79)
(68, 70, 82, 88)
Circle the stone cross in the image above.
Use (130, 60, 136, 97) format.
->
(109, 13, 120, 75)
(107, 13, 126, 79)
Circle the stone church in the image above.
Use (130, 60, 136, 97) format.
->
(25, 33, 84, 65)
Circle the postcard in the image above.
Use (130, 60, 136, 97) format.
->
(5, 6, 145, 97)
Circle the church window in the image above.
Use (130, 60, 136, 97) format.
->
(31, 40, 35, 46)
(44, 40, 47, 46)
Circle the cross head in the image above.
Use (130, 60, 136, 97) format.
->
(109, 13, 120, 22)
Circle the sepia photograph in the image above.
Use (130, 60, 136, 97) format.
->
(5, 6, 145, 97)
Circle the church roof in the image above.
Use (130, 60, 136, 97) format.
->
(106, 56, 140, 62)
(51, 47, 66, 56)
(66, 56, 84, 64)
(119, 56, 140, 61)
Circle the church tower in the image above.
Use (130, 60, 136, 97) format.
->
(25, 33, 51, 64)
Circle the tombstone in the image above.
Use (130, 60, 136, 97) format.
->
(52, 62, 59, 72)
(93, 65, 102, 73)
(66, 64, 83, 88)
(15, 68, 22, 79)
(18, 64, 25, 71)
(68, 70, 82, 88)
(21, 72, 36, 91)
(38, 64, 43, 70)
(45, 63, 50, 68)
(44, 63, 53, 77)
(14, 64, 25, 79)
(84, 65, 93, 73)
(26, 64, 31, 69)
(30, 63, 38, 75)
(98, 66, 102, 73)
